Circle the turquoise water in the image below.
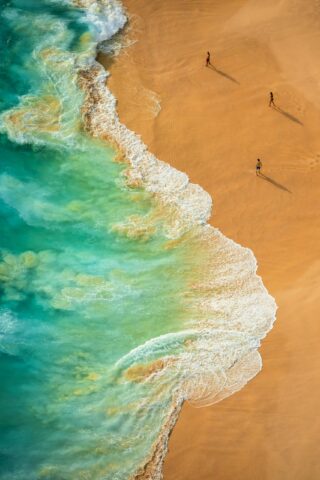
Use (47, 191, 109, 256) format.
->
(0, 1, 276, 479)
(0, 1, 195, 478)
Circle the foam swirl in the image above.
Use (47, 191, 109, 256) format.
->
(0, 2, 277, 479)
(75, 2, 277, 477)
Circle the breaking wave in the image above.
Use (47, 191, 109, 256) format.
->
(0, 1, 276, 479)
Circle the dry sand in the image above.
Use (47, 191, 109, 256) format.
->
(100, 0, 320, 478)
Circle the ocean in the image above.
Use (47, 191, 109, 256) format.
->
(0, 1, 276, 479)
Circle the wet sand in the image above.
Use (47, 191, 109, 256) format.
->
(100, 0, 320, 478)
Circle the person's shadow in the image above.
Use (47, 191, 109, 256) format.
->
(207, 64, 240, 84)
(258, 173, 292, 193)
(272, 105, 303, 125)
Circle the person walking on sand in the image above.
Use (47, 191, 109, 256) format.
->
(256, 158, 262, 175)
(206, 51, 211, 67)
(269, 91, 275, 107)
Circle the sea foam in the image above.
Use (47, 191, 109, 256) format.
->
(73, 1, 277, 478)
(0, 1, 277, 479)
(75, 0, 127, 42)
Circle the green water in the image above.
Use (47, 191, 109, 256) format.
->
(0, 1, 277, 478)
(0, 1, 197, 478)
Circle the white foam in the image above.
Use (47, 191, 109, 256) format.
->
(75, 0, 127, 43)
(76, 0, 277, 408)
(81, 66, 213, 239)
(0, 1, 277, 477)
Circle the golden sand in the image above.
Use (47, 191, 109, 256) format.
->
(101, 0, 320, 478)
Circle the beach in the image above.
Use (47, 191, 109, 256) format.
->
(1, 1, 277, 478)
(102, 0, 320, 478)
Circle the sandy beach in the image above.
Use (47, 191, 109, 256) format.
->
(101, 0, 320, 478)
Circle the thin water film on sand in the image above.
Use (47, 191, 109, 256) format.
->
(0, 1, 276, 479)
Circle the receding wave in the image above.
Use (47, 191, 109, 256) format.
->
(75, 1, 276, 477)
(0, 1, 276, 479)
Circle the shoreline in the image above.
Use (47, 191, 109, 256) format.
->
(80, 0, 277, 476)
(87, 33, 275, 475)
(131, 400, 183, 480)
(0, 1, 277, 479)
(102, 0, 320, 479)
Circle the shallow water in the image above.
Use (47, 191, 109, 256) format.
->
(0, 1, 276, 479)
